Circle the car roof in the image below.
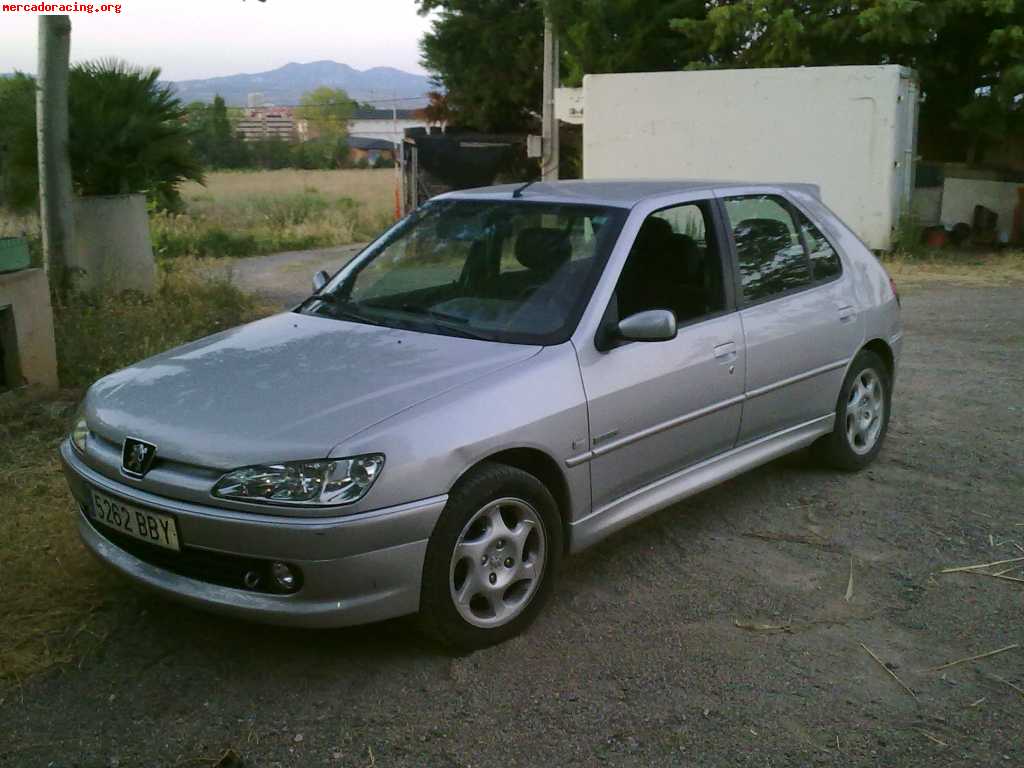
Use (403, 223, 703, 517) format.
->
(438, 179, 819, 208)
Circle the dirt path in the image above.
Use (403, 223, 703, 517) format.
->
(223, 244, 366, 308)
(3, 284, 1023, 768)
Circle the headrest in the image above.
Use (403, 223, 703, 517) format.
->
(515, 228, 572, 272)
(635, 217, 675, 251)
(735, 218, 791, 247)
(672, 233, 700, 260)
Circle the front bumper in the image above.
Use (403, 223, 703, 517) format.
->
(60, 441, 447, 628)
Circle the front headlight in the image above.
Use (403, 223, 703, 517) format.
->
(70, 406, 88, 454)
(211, 454, 385, 507)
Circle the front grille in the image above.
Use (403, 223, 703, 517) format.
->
(84, 510, 302, 595)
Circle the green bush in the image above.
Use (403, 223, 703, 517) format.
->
(892, 214, 926, 258)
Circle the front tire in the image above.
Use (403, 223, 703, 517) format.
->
(815, 350, 891, 471)
(418, 463, 563, 652)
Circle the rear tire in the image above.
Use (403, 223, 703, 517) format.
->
(418, 462, 562, 652)
(815, 350, 891, 471)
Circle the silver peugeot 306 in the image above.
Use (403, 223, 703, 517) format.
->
(61, 180, 902, 650)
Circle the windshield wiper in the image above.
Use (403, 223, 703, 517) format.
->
(384, 304, 493, 341)
(303, 294, 382, 326)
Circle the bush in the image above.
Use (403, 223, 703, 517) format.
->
(892, 214, 926, 258)
(53, 260, 264, 387)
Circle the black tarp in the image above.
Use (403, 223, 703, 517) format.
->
(404, 129, 533, 207)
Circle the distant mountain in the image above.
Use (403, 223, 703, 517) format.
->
(169, 60, 432, 108)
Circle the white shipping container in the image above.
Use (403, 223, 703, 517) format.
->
(576, 65, 920, 250)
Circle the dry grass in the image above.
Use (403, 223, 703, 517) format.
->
(884, 250, 1024, 289)
(0, 262, 273, 685)
(180, 168, 396, 220)
(156, 169, 397, 259)
(0, 169, 398, 263)
(0, 389, 125, 686)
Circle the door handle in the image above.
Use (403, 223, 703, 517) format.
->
(838, 305, 857, 323)
(713, 341, 738, 362)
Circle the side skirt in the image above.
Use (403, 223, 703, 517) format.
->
(568, 414, 835, 553)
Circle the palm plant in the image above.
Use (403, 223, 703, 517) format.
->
(0, 59, 203, 213)
(68, 59, 203, 207)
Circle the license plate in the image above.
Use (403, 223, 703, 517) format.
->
(90, 489, 180, 552)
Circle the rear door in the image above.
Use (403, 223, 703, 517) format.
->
(719, 191, 863, 444)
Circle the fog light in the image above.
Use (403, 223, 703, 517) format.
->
(270, 561, 298, 592)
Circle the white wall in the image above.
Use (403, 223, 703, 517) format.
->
(581, 66, 914, 250)
(940, 178, 1022, 239)
(348, 118, 428, 146)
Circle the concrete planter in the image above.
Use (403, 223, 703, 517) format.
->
(71, 193, 156, 293)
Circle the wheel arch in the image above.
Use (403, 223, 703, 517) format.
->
(456, 447, 573, 552)
(861, 337, 894, 379)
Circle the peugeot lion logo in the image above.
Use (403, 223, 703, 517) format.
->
(121, 437, 157, 478)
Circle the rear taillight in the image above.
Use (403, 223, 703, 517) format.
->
(887, 273, 900, 307)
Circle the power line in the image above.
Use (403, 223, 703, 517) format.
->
(232, 94, 432, 110)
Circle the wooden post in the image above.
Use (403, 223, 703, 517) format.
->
(36, 14, 75, 292)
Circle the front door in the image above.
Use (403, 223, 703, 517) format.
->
(577, 200, 746, 513)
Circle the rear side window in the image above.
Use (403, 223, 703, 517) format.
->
(795, 209, 842, 281)
(723, 195, 812, 303)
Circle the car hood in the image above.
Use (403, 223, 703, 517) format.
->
(87, 312, 540, 469)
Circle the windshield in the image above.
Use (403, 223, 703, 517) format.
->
(301, 199, 627, 344)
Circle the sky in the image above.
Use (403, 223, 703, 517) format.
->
(0, 0, 435, 80)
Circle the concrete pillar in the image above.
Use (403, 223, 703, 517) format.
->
(71, 194, 157, 293)
(0, 268, 59, 390)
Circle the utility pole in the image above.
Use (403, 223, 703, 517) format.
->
(393, 90, 404, 218)
(36, 14, 74, 291)
(541, 15, 560, 181)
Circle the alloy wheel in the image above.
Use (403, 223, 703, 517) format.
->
(448, 497, 547, 628)
(846, 368, 885, 455)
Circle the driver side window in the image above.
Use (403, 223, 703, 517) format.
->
(613, 202, 725, 325)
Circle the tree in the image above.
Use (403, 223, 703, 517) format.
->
(670, 1, 1024, 162)
(416, 1, 713, 130)
(0, 73, 40, 211)
(418, 0, 544, 131)
(417, 90, 453, 128)
(546, 0, 709, 85)
(295, 86, 356, 142)
(419, 0, 1024, 164)
(289, 137, 349, 169)
(186, 96, 250, 168)
(249, 136, 293, 169)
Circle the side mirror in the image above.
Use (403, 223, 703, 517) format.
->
(617, 309, 677, 343)
(312, 270, 330, 293)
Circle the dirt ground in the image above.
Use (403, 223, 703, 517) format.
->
(222, 244, 364, 307)
(3, 282, 1022, 768)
